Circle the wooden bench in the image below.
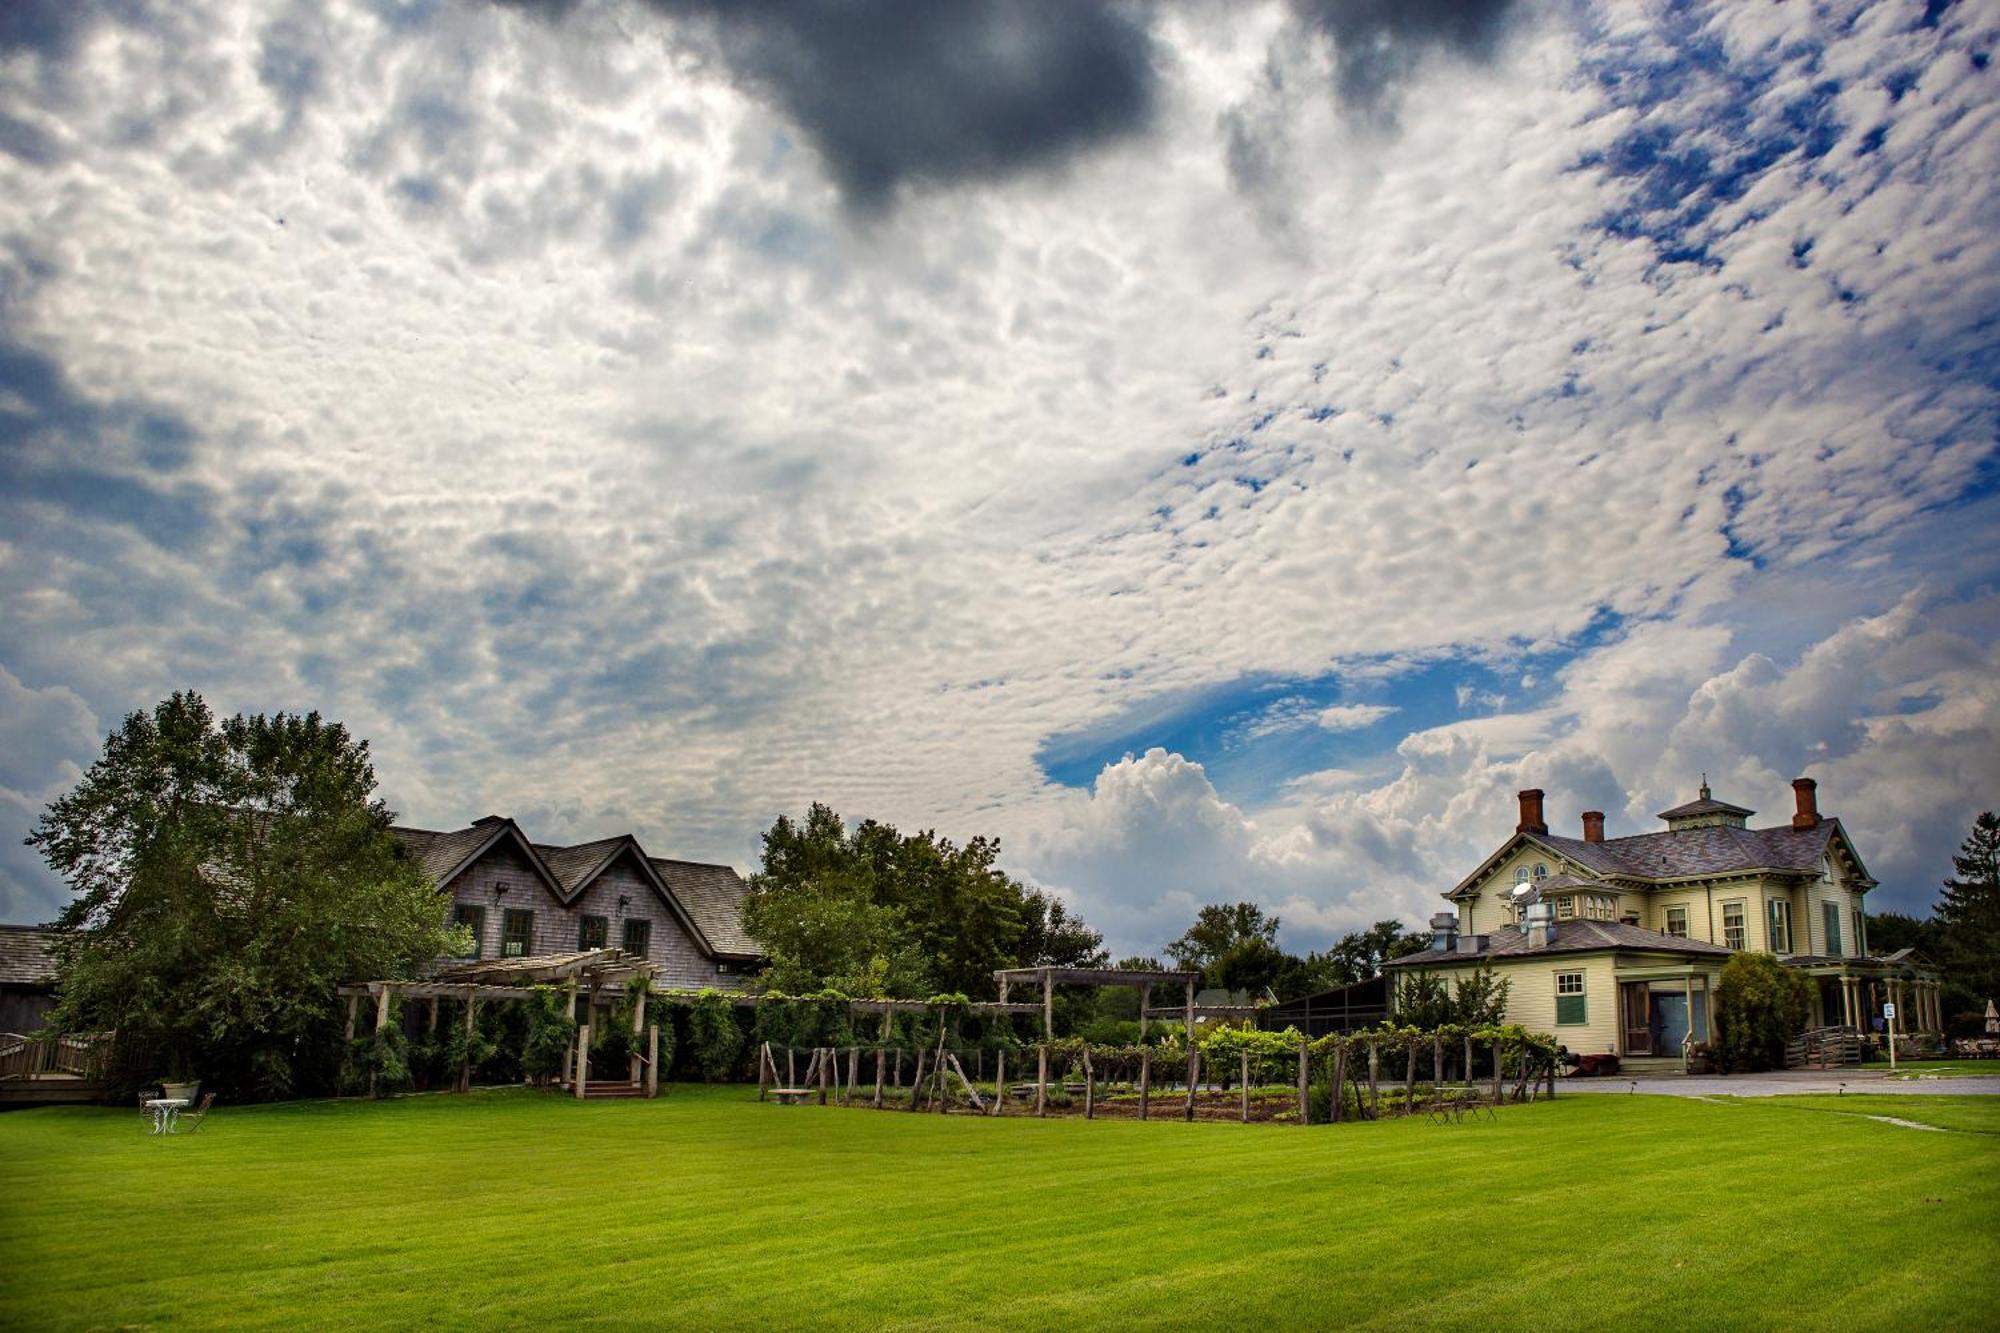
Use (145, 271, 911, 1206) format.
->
(771, 1087, 813, 1105)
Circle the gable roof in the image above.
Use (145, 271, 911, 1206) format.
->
(648, 857, 759, 958)
(392, 819, 759, 962)
(1451, 817, 1872, 898)
(1386, 918, 1732, 968)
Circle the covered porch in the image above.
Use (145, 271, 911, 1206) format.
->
(1788, 954, 1945, 1036)
(1612, 964, 1722, 1059)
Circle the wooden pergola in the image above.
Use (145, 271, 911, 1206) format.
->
(338, 948, 663, 1098)
(993, 965, 1215, 1120)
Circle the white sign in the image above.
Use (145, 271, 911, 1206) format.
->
(1883, 1002, 1897, 1020)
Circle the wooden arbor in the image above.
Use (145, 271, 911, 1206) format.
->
(337, 948, 664, 1098)
(992, 965, 1211, 1120)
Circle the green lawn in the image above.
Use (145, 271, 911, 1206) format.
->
(2, 1087, 1996, 1330)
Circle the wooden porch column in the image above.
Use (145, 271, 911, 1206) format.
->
(645, 1024, 659, 1098)
(1183, 979, 1198, 1122)
(575, 1023, 590, 1099)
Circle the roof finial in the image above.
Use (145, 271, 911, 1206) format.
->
(1698, 773, 1710, 800)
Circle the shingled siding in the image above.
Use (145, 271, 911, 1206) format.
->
(444, 843, 746, 991)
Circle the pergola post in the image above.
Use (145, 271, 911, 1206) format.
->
(630, 987, 647, 1086)
(1183, 979, 1197, 1122)
(344, 993, 359, 1043)
(1138, 1049, 1150, 1121)
(876, 1008, 890, 1108)
(1035, 1044, 1048, 1118)
(1139, 981, 1151, 1043)
(645, 1024, 659, 1098)
(1042, 969, 1054, 1042)
(1297, 1039, 1309, 1125)
(1240, 1050, 1250, 1123)
(459, 996, 478, 1093)
(991, 1048, 1005, 1116)
(369, 987, 391, 1099)
(428, 997, 440, 1034)
(575, 1023, 590, 1099)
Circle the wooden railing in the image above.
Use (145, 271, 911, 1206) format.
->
(1786, 1025, 1862, 1069)
(0, 1032, 115, 1081)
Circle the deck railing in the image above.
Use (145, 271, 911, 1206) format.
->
(0, 1031, 115, 1080)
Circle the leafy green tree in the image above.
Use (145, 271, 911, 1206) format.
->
(1714, 952, 1812, 1073)
(28, 692, 460, 1099)
(1863, 910, 1941, 958)
(1936, 811, 2000, 1014)
(1165, 902, 1279, 975)
(1211, 935, 1287, 997)
(742, 803, 1103, 1000)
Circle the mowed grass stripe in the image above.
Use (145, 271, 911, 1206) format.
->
(1, 1087, 1994, 1330)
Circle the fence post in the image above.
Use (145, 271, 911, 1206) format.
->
(1297, 1039, 1309, 1125)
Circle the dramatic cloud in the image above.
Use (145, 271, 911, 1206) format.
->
(0, 0, 1994, 955)
(641, 0, 1158, 207)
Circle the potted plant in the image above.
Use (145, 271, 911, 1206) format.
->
(159, 1052, 199, 1103)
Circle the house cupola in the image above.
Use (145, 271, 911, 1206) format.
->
(1656, 776, 1753, 831)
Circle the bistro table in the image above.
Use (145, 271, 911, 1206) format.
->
(144, 1097, 190, 1135)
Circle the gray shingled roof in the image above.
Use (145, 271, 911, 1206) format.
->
(648, 857, 758, 958)
(1530, 820, 1841, 881)
(0, 925, 57, 987)
(392, 819, 759, 961)
(1387, 918, 1733, 967)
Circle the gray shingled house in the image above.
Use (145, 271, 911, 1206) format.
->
(393, 816, 761, 989)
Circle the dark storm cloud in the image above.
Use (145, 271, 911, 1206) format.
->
(1293, 0, 1518, 110)
(648, 0, 1158, 207)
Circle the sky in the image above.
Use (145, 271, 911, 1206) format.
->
(1, 0, 1996, 960)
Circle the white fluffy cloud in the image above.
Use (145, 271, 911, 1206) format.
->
(1316, 704, 1398, 732)
(0, 1, 1994, 951)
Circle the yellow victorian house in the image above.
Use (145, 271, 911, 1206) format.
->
(1385, 779, 1946, 1066)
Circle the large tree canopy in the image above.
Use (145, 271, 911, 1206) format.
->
(1936, 810, 2000, 1014)
(742, 803, 1104, 998)
(27, 692, 457, 1099)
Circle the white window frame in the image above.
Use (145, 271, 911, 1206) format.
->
(1556, 896, 1576, 920)
(1664, 906, 1689, 939)
(1767, 899, 1792, 954)
(1722, 900, 1746, 951)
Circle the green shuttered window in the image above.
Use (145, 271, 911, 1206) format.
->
(1555, 971, 1587, 1025)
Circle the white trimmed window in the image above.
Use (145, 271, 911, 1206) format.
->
(1665, 906, 1688, 939)
(1722, 901, 1746, 951)
(1767, 899, 1793, 954)
(1556, 896, 1576, 919)
(1555, 971, 1587, 1025)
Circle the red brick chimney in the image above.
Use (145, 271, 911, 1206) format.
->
(1516, 789, 1548, 836)
(1791, 777, 1819, 830)
(1581, 811, 1605, 843)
